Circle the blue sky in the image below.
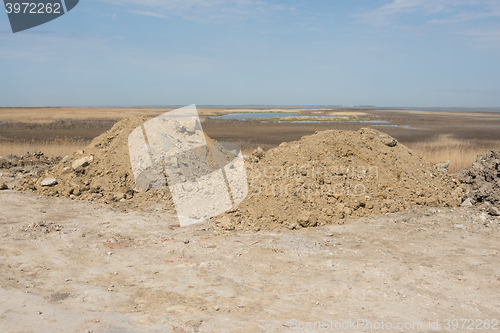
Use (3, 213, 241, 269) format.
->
(1, 0, 499, 107)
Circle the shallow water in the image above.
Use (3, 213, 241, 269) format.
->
(208, 112, 390, 123)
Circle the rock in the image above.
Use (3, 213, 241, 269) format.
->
(297, 211, 317, 227)
(72, 155, 94, 170)
(435, 161, 450, 173)
(253, 147, 265, 159)
(73, 187, 82, 196)
(41, 177, 57, 187)
(426, 196, 439, 206)
(217, 216, 234, 230)
(383, 138, 398, 147)
(461, 198, 473, 207)
(62, 167, 72, 175)
(362, 128, 397, 147)
(184, 120, 197, 134)
(0, 182, 8, 190)
(119, 186, 134, 199)
(459, 151, 500, 210)
(489, 206, 500, 216)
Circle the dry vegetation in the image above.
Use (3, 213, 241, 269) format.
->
(406, 134, 500, 173)
(0, 138, 88, 158)
(0, 108, 167, 123)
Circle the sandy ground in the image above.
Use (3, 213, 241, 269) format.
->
(1, 190, 499, 332)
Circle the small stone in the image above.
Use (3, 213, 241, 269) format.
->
(461, 198, 473, 207)
(253, 147, 265, 159)
(214, 306, 219, 311)
(298, 211, 317, 227)
(435, 161, 450, 173)
(62, 167, 72, 175)
(73, 187, 81, 196)
(383, 138, 398, 147)
(217, 216, 234, 230)
(0, 182, 8, 190)
(489, 206, 500, 216)
(426, 196, 439, 206)
(41, 177, 57, 187)
(72, 156, 94, 170)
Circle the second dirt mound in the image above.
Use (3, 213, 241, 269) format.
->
(215, 128, 465, 230)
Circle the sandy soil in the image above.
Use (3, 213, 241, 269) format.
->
(1, 190, 499, 332)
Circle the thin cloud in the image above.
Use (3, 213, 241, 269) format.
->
(101, 13, 118, 20)
(130, 10, 168, 19)
(359, 0, 500, 26)
(356, 0, 500, 49)
(98, 0, 295, 23)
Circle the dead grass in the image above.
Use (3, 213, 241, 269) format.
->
(0, 138, 88, 158)
(406, 134, 500, 173)
(0, 108, 168, 123)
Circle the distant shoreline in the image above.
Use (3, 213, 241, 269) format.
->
(1, 106, 499, 113)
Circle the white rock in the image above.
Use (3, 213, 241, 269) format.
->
(41, 177, 57, 187)
(461, 198, 473, 207)
(72, 156, 94, 170)
(453, 224, 467, 230)
(62, 167, 72, 174)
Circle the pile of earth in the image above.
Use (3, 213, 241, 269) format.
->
(0, 152, 61, 190)
(19, 119, 467, 229)
(214, 128, 466, 231)
(459, 150, 500, 216)
(0, 151, 61, 171)
(22, 117, 176, 210)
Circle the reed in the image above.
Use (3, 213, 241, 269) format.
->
(0, 138, 88, 158)
(405, 134, 500, 173)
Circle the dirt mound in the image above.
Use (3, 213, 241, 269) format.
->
(23, 117, 175, 210)
(459, 151, 500, 216)
(22, 122, 466, 228)
(0, 152, 61, 190)
(214, 128, 465, 231)
(0, 151, 61, 170)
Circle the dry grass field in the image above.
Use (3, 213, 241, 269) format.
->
(0, 108, 167, 123)
(0, 138, 88, 158)
(406, 135, 500, 173)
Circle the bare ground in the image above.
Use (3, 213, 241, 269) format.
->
(1, 190, 499, 332)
